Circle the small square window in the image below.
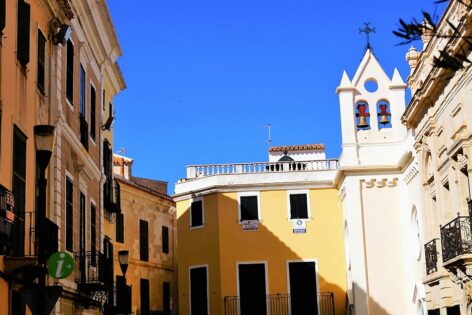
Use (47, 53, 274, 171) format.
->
(240, 195, 259, 221)
(190, 200, 204, 228)
(289, 193, 308, 219)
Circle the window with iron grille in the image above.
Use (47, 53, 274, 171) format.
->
(37, 30, 46, 93)
(116, 212, 124, 243)
(190, 200, 203, 228)
(66, 176, 73, 252)
(140, 220, 148, 261)
(17, 0, 30, 66)
(289, 193, 309, 219)
(162, 226, 169, 254)
(240, 195, 259, 221)
(66, 39, 74, 103)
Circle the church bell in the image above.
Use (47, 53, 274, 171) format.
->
(378, 104, 391, 125)
(379, 114, 390, 125)
(357, 116, 369, 128)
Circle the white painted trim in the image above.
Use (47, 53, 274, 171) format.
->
(189, 264, 210, 315)
(286, 189, 311, 221)
(236, 261, 269, 315)
(237, 191, 261, 223)
(189, 197, 205, 229)
(286, 259, 320, 315)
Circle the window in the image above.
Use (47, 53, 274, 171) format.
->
(79, 65, 86, 116)
(289, 192, 309, 219)
(12, 126, 27, 256)
(140, 279, 150, 314)
(79, 192, 86, 253)
(37, 30, 46, 93)
(66, 39, 74, 103)
(17, 0, 30, 66)
(90, 85, 96, 141)
(162, 226, 169, 254)
(90, 202, 97, 266)
(190, 199, 204, 228)
(239, 194, 259, 221)
(65, 176, 73, 251)
(190, 266, 208, 315)
(0, 0, 6, 34)
(163, 282, 170, 314)
(140, 220, 149, 261)
(116, 212, 124, 243)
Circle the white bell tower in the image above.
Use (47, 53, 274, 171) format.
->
(336, 49, 407, 167)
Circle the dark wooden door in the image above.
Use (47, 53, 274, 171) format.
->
(190, 267, 208, 315)
(289, 261, 318, 315)
(239, 263, 267, 315)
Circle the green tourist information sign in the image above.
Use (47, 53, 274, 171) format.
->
(47, 252, 74, 279)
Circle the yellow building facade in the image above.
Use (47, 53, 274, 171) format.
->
(112, 154, 177, 314)
(174, 145, 346, 315)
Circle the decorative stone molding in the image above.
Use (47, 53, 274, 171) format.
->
(403, 164, 420, 184)
(363, 178, 398, 188)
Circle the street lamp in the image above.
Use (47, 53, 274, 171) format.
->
(118, 250, 129, 277)
(34, 125, 55, 315)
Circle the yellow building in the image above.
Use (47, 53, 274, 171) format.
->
(174, 145, 346, 315)
(112, 154, 177, 315)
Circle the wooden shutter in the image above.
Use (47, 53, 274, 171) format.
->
(140, 279, 150, 313)
(90, 203, 96, 265)
(162, 226, 169, 254)
(140, 220, 148, 261)
(17, 0, 30, 66)
(90, 85, 96, 140)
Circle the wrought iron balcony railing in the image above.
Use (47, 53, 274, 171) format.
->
(440, 215, 472, 263)
(137, 310, 165, 315)
(0, 185, 15, 255)
(224, 292, 335, 315)
(76, 251, 113, 289)
(425, 239, 439, 275)
(79, 114, 89, 151)
(104, 179, 121, 214)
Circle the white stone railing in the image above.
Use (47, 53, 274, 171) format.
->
(185, 160, 339, 179)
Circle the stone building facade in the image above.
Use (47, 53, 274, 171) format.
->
(113, 154, 177, 315)
(403, 2, 472, 314)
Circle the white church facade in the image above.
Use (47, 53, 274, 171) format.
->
(336, 49, 427, 315)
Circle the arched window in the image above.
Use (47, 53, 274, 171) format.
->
(377, 100, 392, 129)
(356, 101, 370, 130)
(411, 206, 422, 260)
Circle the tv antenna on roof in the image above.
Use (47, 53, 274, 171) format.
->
(117, 147, 127, 155)
(263, 123, 272, 148)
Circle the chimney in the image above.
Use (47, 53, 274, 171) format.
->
(113, 154, 133, 180)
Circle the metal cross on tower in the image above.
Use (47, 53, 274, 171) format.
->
(359, 22, 376, 50)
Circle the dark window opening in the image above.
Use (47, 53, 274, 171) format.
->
(37, 30, 46, 93)
(240, 195, 259, 221)
(140, 278, 150, 314)
(12, 126, 26, 256)
(79, 192, 85, 254)
(79, 65, 86, 116)
(162, 226, 169, 254)
(17, 0, 30, 66)
(190, 267, 208, 315)
(66, 39, 74, 103)
(90, 203, 96, 266)
(140, 220, 148, 261)
(66, 176, 73, 252)
(0, 0, 6, 34)
(163, 282, 170, 315)
(116, 212, 124, 243)
(90, 85, 96, 141)
(191, 200, 203, 227)
(290, 194, 308, 219)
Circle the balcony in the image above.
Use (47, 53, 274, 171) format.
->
(0, 185, 15, 255)
(184, 160, 339, 180)
(80, 114, 89, 151)
(224, 292, 335, 315)
(425, 239, 439, 275)
(440, 215, 472, 263)
(104, 179, 121, 214)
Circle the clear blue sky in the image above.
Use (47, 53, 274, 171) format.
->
(108, 0, 444, 194)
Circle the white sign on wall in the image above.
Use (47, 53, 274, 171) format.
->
(242, 220, 259, 231)
(292, 219, 306, 234)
